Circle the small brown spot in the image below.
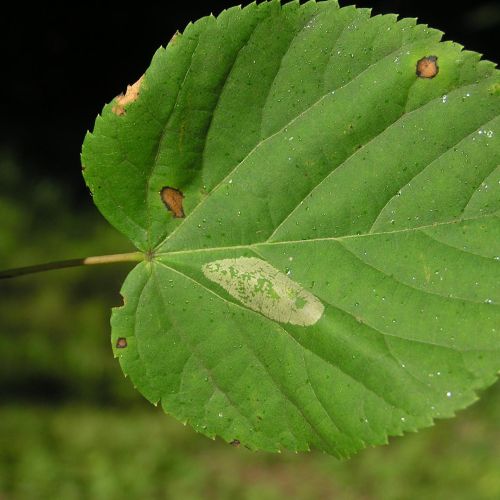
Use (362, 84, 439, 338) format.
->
(230, 439, 240, 447)
(116, 337, 127, 348)
(416, 56, 439, 79)
(112, 75, 144, 116)
(160, 186, 185, 218)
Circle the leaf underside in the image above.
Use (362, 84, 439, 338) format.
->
(81, 0, 500, 457)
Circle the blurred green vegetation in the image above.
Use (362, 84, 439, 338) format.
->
(1, 152, 499, 500)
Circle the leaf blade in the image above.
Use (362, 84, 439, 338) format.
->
(83, 0, 500, 456)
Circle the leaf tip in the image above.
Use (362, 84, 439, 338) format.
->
(169, 30, 181, 45)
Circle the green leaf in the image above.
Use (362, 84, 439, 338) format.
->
(81, 0, 500, 457)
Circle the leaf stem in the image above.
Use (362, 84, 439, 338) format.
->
(0, 252, 144, 280)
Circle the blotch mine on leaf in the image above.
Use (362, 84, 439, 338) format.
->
(112, 75, 144, 116)
(116, 337, 127, 348)
(160, 187, 185, 218)
(202, 257, 324, 326)
(416, 56, 439, 78)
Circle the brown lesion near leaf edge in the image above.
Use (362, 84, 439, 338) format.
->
(416, 56, 439, 79)
(169, 30, 181, 45)
(230, 439, 241, 447)
(112, 75, 144, 116)
(116, 337, 127, 349)
(160, 186, 185, 218)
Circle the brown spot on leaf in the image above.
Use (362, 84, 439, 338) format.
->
(416, 56, 439, 79)
(112, 75, 144, 116)
(116, 337, 127, 348)
(160, 186, 185, 218)
(230, 439, 241, 447)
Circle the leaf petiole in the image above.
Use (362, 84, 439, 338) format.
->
(0, 252, 144, 280)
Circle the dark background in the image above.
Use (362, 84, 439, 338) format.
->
(1, 0, 499, 204)
(1, 2, 499, 499)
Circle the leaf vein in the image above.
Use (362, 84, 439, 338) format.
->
(369, 116, 500, 232)
(151, 267, 259, 435)
(154, 260, 333, 449)
(337, 239, 491, 304)
(155, 36, 443, 251)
